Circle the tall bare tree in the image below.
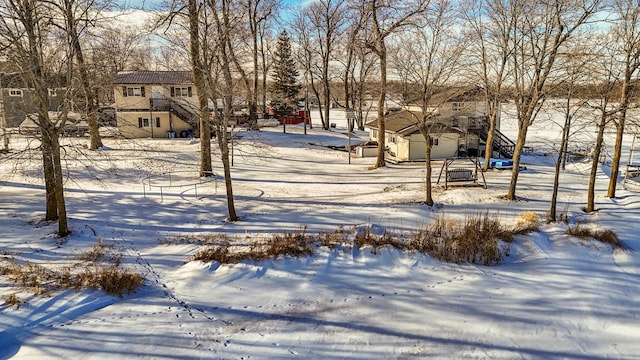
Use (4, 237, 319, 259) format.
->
(58, 0, 105, 150)
(187, 0, 213, 177)
(0, 0, 70, 235)
(392, 0, 462, 205)
(585, 36, 621, 213)
(208, 0, 239, 221)
(505, 0, 601, 200)
(242, 0, 277, 129)
(303, 0, 347, 130)
(463, 0, 515, 171)
(358, 0, 430, 168)
(606, 0, 640, 198)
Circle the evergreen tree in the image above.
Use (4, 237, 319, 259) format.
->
(271, 30, 301, 112)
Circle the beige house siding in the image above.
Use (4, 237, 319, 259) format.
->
(116, 112, 192, 138)
(374, 130, 464, 161)
(114, 74, 199, 138)
(115, 84, 198, 110)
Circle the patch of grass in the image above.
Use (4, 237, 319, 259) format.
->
(192, 228, 314, 263)
(185, 213, 533, 266)
(406, 213, 511, 265)
(3, 293, 24, 309)
(0, 260, 144, 297)
(566, 223, 623, 249)
(514, 211, 540, 235)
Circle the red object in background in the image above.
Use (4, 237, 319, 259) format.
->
(277, 110, 310, 125)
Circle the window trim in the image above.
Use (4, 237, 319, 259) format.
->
(8, 89, 23, 97)
(124, 86, 145, 97)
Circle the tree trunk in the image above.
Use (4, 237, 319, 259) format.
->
(607, 114, 625, 198)
(41, 129, 58, 221)
(549, 110, 571, 222)
(374, 49, 387, 169)
(424, 137, 433, 206)
(507, 121, 529, 200)
(482, 112, 497, 171)
(64, 0, 103, 150)
(50, 130, 69, 236)
(586, 112, 607, 213)
(188, 0, 212, 177)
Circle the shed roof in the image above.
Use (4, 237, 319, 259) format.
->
(365, 110, 464, 136)
(113, 71, 193, 85)
(365, 110, 422, 135)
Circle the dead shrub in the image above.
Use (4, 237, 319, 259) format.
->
(3, 293, 24, 309)
(77, 245, 106, 262)
(95, 268, 144, 296)
(354, 225, 404, 254)
(406, 213, 510, 265)
(566, 223, 623, 249)
(0, 259, 144, 297)
(515, 212, 540, 234)
(182, 213, 543, 266)
(265, 229, 313, 258)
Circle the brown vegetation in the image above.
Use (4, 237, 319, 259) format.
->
(565, 223, 623, 249)
(0, 243, 143, 300)
(178, 213, 542, 266)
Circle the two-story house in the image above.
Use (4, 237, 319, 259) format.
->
(365, 87, 514, 162)
(0, 72, 64, 129)
(114, 71, 199, 138)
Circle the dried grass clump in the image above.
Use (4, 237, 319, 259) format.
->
(566, 223, 623, 249)
(184, 213, 542, 266)
(354, 226, 404, 254)
(192, 229, 314, 263)
(515, 211, 541, 234)
(163, 233, 231, 245)
(3, 293, 24, 309)
(0, 259, 144, 298)
(265, 230, 313, 258)
(407, 213, 510, 265)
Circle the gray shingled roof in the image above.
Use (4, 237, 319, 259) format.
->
(113, 71, 193, 85)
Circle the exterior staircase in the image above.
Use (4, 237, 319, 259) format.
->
(150, 97, 199, 130)
(471, 117, 515, 158)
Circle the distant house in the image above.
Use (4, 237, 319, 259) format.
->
(0, 72, 64, 128)
(365, 87, 514, 162)
(113, 71, 199, 138)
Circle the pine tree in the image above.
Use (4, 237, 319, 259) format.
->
(271, 30, 301, 113)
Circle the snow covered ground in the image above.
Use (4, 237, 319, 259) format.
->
(1, 108, 639, 359)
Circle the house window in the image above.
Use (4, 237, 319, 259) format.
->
(429, 137, 439, 146)
(138, 117, 150, 128)
(155, 117, 160, 127)
(452, 102, 464, 112)
(171, 86, 192, 97)
(9, 89, 23, 97)
(124, 86, 145, 97)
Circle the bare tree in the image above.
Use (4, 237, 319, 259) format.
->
(606, 0, 640, 198)
(357, 0, 430, 168)
(505, 0, 601, 200)
(585, 34, 626, 213)
(0, 0, 70, 235)
(187, 0, 213, 177)
(208, 0, 239, 221)
(303, 0, 347, 130)
(241, 0, 277, 129)
(58, 0, 106, 150)
(392, 0, 462, 205)
(548, 46, 592, 222)
(463, 0, 515, 171)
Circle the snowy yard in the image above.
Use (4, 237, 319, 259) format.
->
(1, 111, 639, 359)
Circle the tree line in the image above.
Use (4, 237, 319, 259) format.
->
(1, 0, 638, 235)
